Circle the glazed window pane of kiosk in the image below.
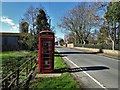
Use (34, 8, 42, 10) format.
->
(38, 30, 54, 73)
(42, 40, 51, 69)
(42, 40, 51, 53)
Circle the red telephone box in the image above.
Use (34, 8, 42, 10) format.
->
(38, 30, 54, 73)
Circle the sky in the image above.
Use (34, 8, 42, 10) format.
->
(0, 0, 112, 39)
(0, 2, 80, 39)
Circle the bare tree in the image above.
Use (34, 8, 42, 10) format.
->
(23, 5, 45, 34)
(23, 5, 36, 34)
(59, 3, 103, 47)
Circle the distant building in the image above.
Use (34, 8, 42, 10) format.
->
(0, 33, 24, 51)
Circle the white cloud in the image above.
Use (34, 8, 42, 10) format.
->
(10, 24, 19, 31)
(0, 16, 19, 31)
(1, 16, 15, 26)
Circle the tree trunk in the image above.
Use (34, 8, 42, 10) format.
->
(111, 40, 115, 50)
(80, 40, 82, 45)
(82, 39, 86, 47)
(114, 22, 116, 43)
(108, 32, 115, 50)
(118, 22, 120, 44)
(105, 40, 109, 45)
(74, 37, 76, 45)
(74, 35, 77, 45)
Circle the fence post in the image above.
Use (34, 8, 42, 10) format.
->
(16, 68, 19, 89)
(30, 59, 33, 71)
(5, 79, 8, 90)
(16, 57, 21, 89)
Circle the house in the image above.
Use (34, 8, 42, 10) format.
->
(0, 33, 24, 51)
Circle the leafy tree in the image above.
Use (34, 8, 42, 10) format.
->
(19, 21, 31, 50)
(99, 25, 110, 44)
(19, 5, 39, 50)
(19, 21, 29, 33)
(36, 9, 50, 32)
(19, 6, 50, 50)
(57, 38, 64, 46)
(88, 29, 99, 44)
(32, 9, 50, 49)
(104, 2, 120, 50)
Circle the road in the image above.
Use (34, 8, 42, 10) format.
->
(55, 46, 119, 90)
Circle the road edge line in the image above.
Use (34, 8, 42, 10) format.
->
(56, 48, 108, 89)
(63, 56, 108, 90)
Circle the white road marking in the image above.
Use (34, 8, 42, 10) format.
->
(63, 56, 108, 90)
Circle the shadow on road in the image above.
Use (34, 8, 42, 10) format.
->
(54, 51, 101, 58)
(57, 51, 103, 55)
(55, 46, 62, 48)
(54, 52, 67, 57)
(54, 66, 109, 73)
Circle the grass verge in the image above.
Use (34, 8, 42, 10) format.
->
(1, 50, 35, 78)
(30, 51, 80, 89)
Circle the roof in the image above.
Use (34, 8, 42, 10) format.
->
(0, 32, 29, 36)
(40, 30, 54, 34)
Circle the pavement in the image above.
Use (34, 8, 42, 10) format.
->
(35, 73, 62, 78)
(97, 53, 119, 61)
(72, 47, 119, 61)
(55, 46, 119, 90)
